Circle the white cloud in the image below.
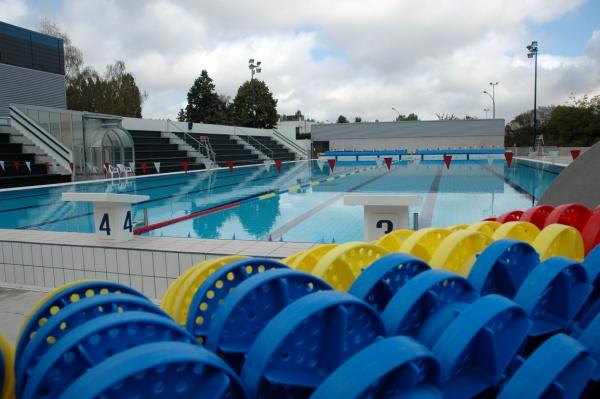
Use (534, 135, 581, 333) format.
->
(2, 0, 599, 122)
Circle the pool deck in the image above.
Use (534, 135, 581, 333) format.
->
(0, 229, 317, 306)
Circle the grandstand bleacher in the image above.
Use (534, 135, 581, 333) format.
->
(129, 130, 202, 174)
(0, 131, 71, 188)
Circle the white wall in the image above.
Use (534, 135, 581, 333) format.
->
(121, 118, 272, 137)
(329, 136, 504, 152)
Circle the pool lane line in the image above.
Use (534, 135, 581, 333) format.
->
(416, 166, 443, 228)
(479, 163, 533, 200)
(261, 168, 391, 242)
(134, 165, 378, 235)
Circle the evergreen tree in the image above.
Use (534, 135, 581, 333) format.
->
(337, 115, 349, 123)
(184, 70, 227, 124)
(232, 80, 278, 128)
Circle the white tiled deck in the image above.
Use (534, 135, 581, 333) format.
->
(0, 229, 317, 300)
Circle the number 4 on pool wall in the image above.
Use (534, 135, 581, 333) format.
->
(99, 213, 111, 236)
(123, 211, 132, 232)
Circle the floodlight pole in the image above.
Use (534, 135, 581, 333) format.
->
(527, 41, 539, 146)
(248, 59, 262, 128)
(392, 107, 400, 121)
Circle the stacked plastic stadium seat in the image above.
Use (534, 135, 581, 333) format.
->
(2, 201, 599, 398)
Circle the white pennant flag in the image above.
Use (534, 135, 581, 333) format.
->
(375, 157, 383, 167)
(264, 159, 273, 171)
(25, 161, 31, 171)
(0, 161, 4, 170)
(316, 158, 324, 172)
(154, 162, 161, 173)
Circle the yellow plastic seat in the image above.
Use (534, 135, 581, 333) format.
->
(467, 221, 502, 237)
(281, 250, 306, 267)
(532, 224, 585, 261)
(0, 334, 15, 399)
(162, 255, 246, 325)
(374, 229, 414, 251)
(429, 230, 493, 276)
(447, 224, 469, 232)
(284, 244, 337, 273)
(492, 221, 540, 244)
(312, 242, 390, 291)
(398, 228, 451, 262)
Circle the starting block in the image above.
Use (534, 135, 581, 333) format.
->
(62, 192, 149, 242)
(344, 195, 420, 240)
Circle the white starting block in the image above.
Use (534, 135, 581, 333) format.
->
(344, 195, 420, 241)
(62, 192, 149, 242)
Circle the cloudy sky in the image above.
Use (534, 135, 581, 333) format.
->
(2, 0, 599, 123)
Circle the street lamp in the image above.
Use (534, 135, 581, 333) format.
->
(483, 108, 490, 119)
(483, 82, 498, 119)
(392, 107, 400, 121)
(526, 41, 539, 146)
(248, 59, 262, 127)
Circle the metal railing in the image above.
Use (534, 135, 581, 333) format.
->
(234, 127, 275, 159)
(272, 128, 308, 159)
(167, 120, 216, 166)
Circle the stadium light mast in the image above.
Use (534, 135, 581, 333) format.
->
(483, 108, 490, 119)
(526, 41, 539, 146)
(248, 59, 262, 128)
(392, 107, 401, 121)
(483, 82, 498, 119)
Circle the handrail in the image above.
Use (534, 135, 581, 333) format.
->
(166, 120, 216, 165)
(234, 127, 275, 159)
(272, 128, 308, 158)
(8, 105, 72, 165)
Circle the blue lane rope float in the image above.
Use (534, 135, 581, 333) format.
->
(499, 333, 597, 399)
(382, 270, 478, 342)
(206, 269, 332, 371)
(16, 281, 145, 365)
(241, 290, 385, 398)
(185, 258, 289, 341)
(60, 342, 248, 399)
(348, 253, 430, 312)
(21, 311, 198, 399)
(513, 256, 593, 337)
(468, 239, 540, 297)
(16, 293, 165, 397)
(310, 336, 442, 399)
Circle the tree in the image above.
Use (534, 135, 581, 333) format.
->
(354, 116, 362, 123)
(177, 108, 186, 122)
(66, 61, 147, 117)
(232, 79, 278, 128)
(39, 19, 146, 117)
(396, 113, 418, 121)
(435, 113, 458, 120)
(38, 18, 83, 77)
(181, 70, 227, 124)
(337, 115, 349, 123)
(464, 115, 478, 120)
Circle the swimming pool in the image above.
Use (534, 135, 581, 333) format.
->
(0, 158, 561, 243)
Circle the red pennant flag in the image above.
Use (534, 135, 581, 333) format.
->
(183, 160, 189, 173)
(14, 161, 20, 171)
(570, 149, 581, 160)
(384, 157, 392, 171)
(274, 159, 282, 173)
(45, 162, 51, 173)
(327, 159, 336, 173)
(504, 151, 514, 167)
(443, 155, 452, 169)
(227, 160, 234, 171)
(140, 161, 148, 174)
(69, 162, 74, 172)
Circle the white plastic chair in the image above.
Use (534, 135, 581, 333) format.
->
(117, 163, 133, 177)
(108, 165, 120, 179)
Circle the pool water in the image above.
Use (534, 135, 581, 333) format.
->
(0, 159, 561, 243)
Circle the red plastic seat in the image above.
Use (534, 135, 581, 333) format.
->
(544, 203, 593, 232)
(497, 210, 523, 223)
(520, 205, 555, 229)
(582, 209, 600, 254)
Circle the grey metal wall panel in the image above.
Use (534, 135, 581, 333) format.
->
(311, 119, 505, 141)
(0, 63, 67, 116)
